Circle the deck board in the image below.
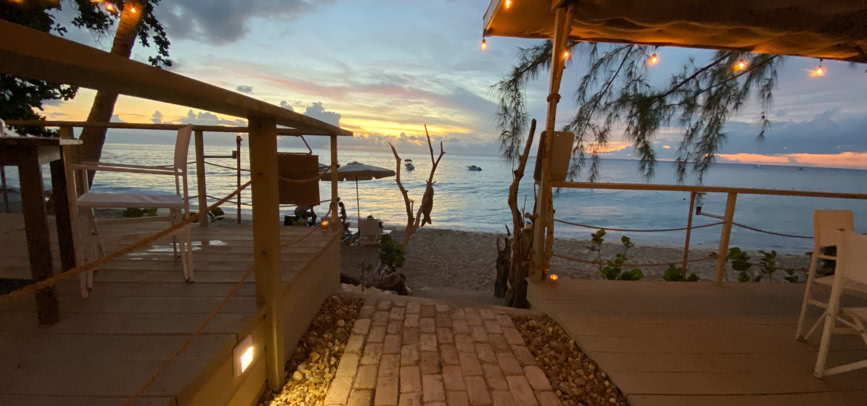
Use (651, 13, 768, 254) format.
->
(0, 213, 338, 405)
(528, 279, 867, 406)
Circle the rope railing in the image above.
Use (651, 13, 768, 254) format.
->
(552, 252, 717, 268)
(204, 160, 250, 172)
(731, 221, 812, 239)
(125, 226, 319, 405)
(554, 218, 723, 233)
(0, 181, 251, 306)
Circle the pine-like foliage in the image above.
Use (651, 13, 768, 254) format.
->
(492, 42, 783, 183)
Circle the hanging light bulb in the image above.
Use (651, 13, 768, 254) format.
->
(813, 60, 825, 76)
(649, 53, 659, 65)
(481, 38, 487, 51)
(104, 2, 115, 12)
(563, 50, 570, 59)
(505, 0, 512, 8)
(734, 59, 747, 71)
(130, 6, 137, 13)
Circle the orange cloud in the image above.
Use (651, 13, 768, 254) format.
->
(718, 152, 867, 169)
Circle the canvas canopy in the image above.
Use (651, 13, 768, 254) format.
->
(483, 0, 867, 63)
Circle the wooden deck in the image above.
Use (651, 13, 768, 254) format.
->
(0, 213, 340, 405)
(528, 279, 867, 406)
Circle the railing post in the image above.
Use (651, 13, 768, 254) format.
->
(236, 135, 242, 225)
(682, 191, 696, 279)
(194, 129, 208, 228)
(714, 192, 738, 285)
(330, 135, 339, 228)
(248, 116, 285, 391)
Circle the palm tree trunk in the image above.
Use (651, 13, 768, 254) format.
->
(78, 2, 144, 184)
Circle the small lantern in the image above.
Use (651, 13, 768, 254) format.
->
(548, 273, 559, 285)
(321, 220, 329, 232)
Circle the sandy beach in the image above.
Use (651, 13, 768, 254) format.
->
(341, 227, 813, 295)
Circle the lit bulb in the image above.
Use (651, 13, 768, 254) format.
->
(549, 274, 558, 281)
(130, 6, 137, 13)
(105, 2, 115, 11)
(814, 65, 825, 76)
(481, 38, 487, 50)
(734, 60, 747, 71)
(563, 50, 570, 59)
(649, 53, 658, 65)
(505, 0, 512, 8)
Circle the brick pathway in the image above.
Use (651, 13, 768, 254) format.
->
(324, 295, 559, 406)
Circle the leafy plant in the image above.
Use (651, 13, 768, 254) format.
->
(122, 207, 158, 218)
(379, 234, 405, 272)
(588, 230, 644, 281)
(664, 264, 699, 281)
(727, 247, 805, 283)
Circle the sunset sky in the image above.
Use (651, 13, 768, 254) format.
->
(40, 0, 867, 169)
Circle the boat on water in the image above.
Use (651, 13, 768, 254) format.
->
(467, 165, 482, 171)
(404, 159, 415, 171)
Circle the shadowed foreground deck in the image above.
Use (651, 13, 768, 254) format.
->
(528, 279, 867, 406)
(0, 213, 339, 405)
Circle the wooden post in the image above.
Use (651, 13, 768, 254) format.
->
(681, 191, 696, 279)
(194, 130, 208, 228)
(57, 126, 83, 289)
(330, 135, 338, 228)
(714, 192, 738, 285)
(531, 5, 573, 280)
(236, 135, 242, 225)
(248, 116, 285, 391)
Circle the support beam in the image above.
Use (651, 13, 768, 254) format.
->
(714, 193, 738, 284)
(681, 191, 696, 279)
(194, 130, 208, 228)
(248, 116, 285, 391)
(330, 135, 339, 229)
(531, 4, 573, 281)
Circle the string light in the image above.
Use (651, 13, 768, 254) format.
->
(505, 0, 512, 8)
(563, 50, 570, 59)
(734, 59, 747, 71)
(813, 59, 825, 76)
(649, 53, 658, 65)
(481, 38, 487, 50)
(130, 6, 137, 13)
(104, 2, 115, 11)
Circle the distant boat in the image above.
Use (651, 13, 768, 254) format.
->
(754, 164, 762, 169)
(404, 159, 415, 171)
(798, 167, 805, 171)
(467, 165, 482, 171)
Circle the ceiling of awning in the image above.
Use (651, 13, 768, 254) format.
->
(483, 0, 867, 63)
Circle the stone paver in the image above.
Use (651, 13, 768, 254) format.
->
(336, 296, 555, 406)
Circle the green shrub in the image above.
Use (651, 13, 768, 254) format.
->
(589, 230, 644, 281)
(663, 264, 699, 281)
(122, 207, 158, 218)
(379, 234, 405, 272)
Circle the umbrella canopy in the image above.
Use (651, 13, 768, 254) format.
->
(319, 161, 396, 223)
(319, 161, 395, 181)
(483, 0, 867, 63)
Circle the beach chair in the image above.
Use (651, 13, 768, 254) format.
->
(358, 217, 382, 246)
(814, 230, 867, 377)
(796, 210, 855, 340)
(72, 125, 194, 298)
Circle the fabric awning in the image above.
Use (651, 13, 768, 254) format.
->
(483, 0, 867, 63)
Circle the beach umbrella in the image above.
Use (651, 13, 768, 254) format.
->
(320, 161, 395, 221)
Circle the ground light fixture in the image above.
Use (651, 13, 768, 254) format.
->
(233, 335, 254, 377)
(321, 220, 329, 232)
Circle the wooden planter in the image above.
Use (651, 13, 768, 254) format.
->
(277, 153, 319, 205)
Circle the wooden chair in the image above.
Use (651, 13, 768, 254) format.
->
(814, 230, 867, 377)
(796, 210, 855, 340)
(72, 125, 194, 298)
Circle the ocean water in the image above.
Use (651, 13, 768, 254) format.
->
(4, 142, 867, 252)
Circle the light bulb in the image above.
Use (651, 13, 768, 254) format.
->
(505, 0, 512, 8)
(481, 38, 487, 50)
(563, 50, 570, 59)
(105, 2, 115, 11)
(649, 53, 658, 65)
(734, 60, 747, 71)
(130, 6, 137, 13)
(814, 65, 825, 76)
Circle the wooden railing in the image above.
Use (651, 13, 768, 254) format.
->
(5, 120, 341, 227)
(548, 181, 867, 284)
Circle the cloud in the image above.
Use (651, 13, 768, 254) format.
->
(151, 111, 163, 124)
(280, 101, 294, 111)
(157, 0, 334, 44)
(236, 85, 254, 93)
(718, 152, 867, 169)
(180, 110, 246, 126)
(303, 102, 341, 126)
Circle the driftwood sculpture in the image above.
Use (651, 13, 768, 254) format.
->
(389, 124, 445, 248)
(503, 119, 537, 308)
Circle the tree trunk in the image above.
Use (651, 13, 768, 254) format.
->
(78, 2, 145, 184)
(504, 119, 536, 308)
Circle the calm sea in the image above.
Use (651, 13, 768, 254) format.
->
(5, 142, 867, 252)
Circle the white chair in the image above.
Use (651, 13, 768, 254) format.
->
(72, 125, 194, 298)
(814, 230, 867, 377)
(358, 217, 382, 246)
(796, 210, 855, 340)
